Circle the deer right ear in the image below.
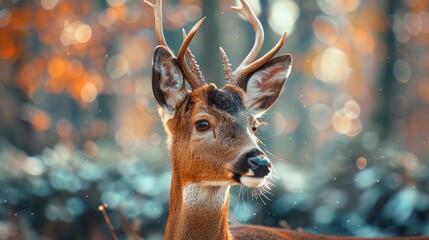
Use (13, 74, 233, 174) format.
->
(241, 54, 292, 118)
(152, 46, 188, 118)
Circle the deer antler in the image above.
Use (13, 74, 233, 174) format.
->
(231, 0, 264, 78)
(179, 24, 207, 88)
(144, 0, 168, 48)
(224, 0, 287, 86)
(145, 0, 206, 89)
(219, 47, 233, 84)
(182, 29, 206, 85)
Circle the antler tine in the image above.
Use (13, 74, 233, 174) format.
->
(231, 0, 264, 82)
(228, 0, 287, 86)
(235, 32, 287, 87)
(177, 17, 206, 89)
(219, 47, 233, 85)
(144, 0, 169, 48)
(182, 29, 206, 85)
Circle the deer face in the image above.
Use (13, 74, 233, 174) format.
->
(152, 46, 292, 188)
(146, 0, 292, 188)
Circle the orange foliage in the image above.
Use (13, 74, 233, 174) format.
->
(0, 38, 16, 59)
(1, 0, 156, 107)
(48, 57, 67, 78)
(9, 6, 31, 28)
(30, 111, 52, 132)
(354, 28, 375, 54)
(405, 0, 429, 10)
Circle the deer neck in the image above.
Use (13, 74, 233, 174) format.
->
(165, 172, 232, 240)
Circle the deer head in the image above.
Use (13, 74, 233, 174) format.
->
(146, 0, 292, 189)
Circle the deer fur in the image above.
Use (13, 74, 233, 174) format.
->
(147, 1, 429, 239)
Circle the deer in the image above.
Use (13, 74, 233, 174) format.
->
(144, 0, 429, 239)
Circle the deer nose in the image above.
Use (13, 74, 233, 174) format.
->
(248, 156, 271, 177)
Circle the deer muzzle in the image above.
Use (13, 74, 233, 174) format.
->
(232, 148, 272, 188)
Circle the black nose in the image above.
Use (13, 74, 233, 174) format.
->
(248, 156, 271, 177)
(233, 149, 272, 179)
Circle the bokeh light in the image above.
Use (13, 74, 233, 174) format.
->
(312, 48, 352, 83)
(56, 118, 73, 138)
(30, 111, 52, 132)
(149, 133, 161, 146)
(115, 126, 135, 148)
(106, 54, 129, 79)
(312, 15, 339, 44)
(268, 0, 299, 35)
(83, 141, 98, 158)
(356, 157, 367, 170)
(309, 103, 333, 131)
(60, 21, 92, 46)
(393, 59, 412, 83)
(0, 9, 12, 27)
(98, 8, 117, 28)
(41, 0, 59, 10)
(317, 0, 360, 15)
(74, 24, 92, 43)
(80, 83, 98, 103)
(107, 0, 127, 8)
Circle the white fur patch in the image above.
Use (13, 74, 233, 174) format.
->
(244, 64, 291, 118)
(183, 183, 230, 209)
(240, 176, 266, 188)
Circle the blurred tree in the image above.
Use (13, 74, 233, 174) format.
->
(374, 1, 397, 140)
(201, 0, 223, 86)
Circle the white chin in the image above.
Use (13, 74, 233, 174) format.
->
(240, 176, 266, 188)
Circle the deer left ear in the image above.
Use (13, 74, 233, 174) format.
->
(152, 46, 188, 119)
(241, 54, 292, 118)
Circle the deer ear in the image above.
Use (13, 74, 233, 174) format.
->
(152, 46, 188, 118)
(241, 54, 292, 118)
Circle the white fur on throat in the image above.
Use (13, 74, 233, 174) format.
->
(183, 183, 230, 209)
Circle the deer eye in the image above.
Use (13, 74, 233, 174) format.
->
(251, 121, 258, 133)
(195, 120, 211, 132)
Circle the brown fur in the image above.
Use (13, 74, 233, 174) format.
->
(153, 53, 429, 240)
(158, 83, 429, 240)
(231, 224, 429, 240)
(162, 84, 257, 240)
(151, 34, 428, 240)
